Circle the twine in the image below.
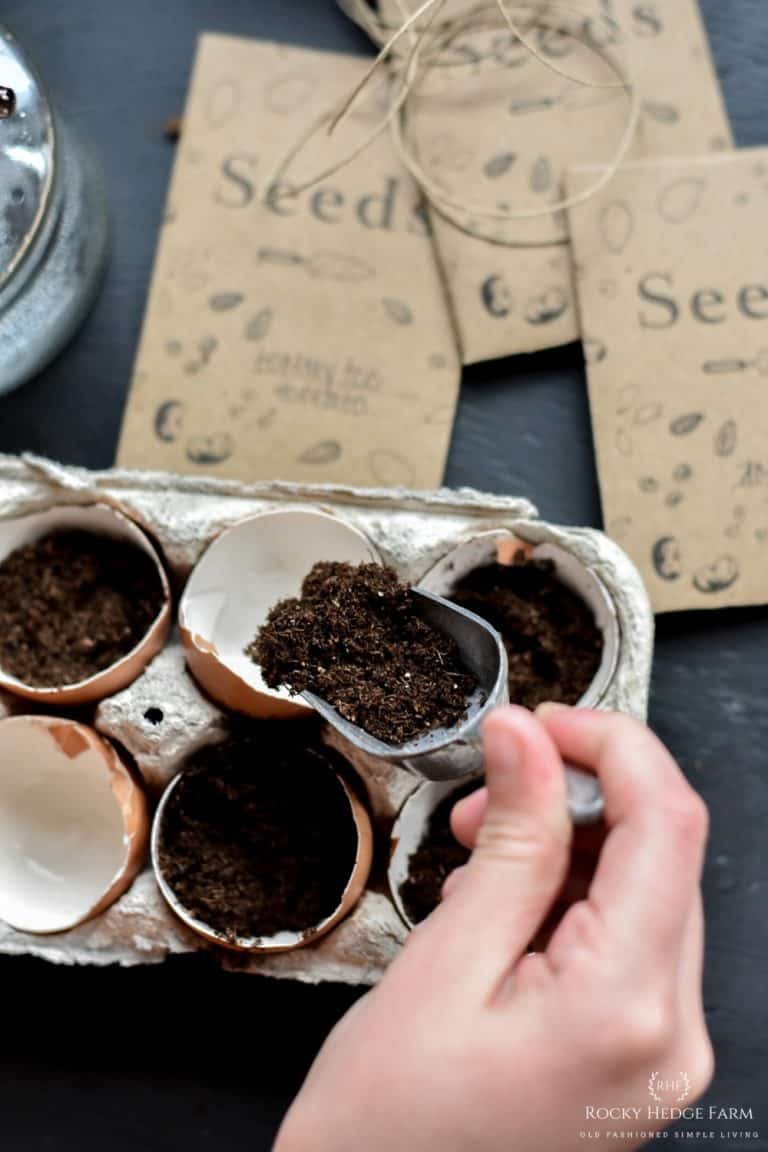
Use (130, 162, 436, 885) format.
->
(391, 1, 638, 244)
(342, 0, 629, 90)
(268, 0, 438, 196)
(336, 0, 396, 44)
(267, 0, 640, 247)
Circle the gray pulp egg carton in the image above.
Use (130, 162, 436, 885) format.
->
(0, 454, 653, 986)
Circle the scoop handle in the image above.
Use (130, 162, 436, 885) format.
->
(401, 738, 604, 825)
(565, 765, 604, 825)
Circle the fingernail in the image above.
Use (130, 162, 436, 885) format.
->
(536, 702, 570, 717)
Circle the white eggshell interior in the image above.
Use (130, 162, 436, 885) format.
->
(418, 531, 619, 708)
(389, 778, 470, 929)
(180, 508, 379, 705)
(0, 503, 168, 692)
(0, 719, 130, 933)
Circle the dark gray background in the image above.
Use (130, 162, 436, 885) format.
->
(1, 3, 766, 1150)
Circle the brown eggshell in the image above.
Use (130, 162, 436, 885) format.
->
(0, 503, 171, 706)
(180, 630, 309, 721)
(418, 529, 620, 708)
(387, 777, 470, 931)
(179, 507, 379, 718)
(0, 716, 148, 934)
(151, 769, 373, 954)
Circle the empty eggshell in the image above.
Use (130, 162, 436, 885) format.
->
(388, 777, 472, 931)
(0, 503, 171, 706)
(151, 767, 373, 953)
(0, 716, 149, 934)
(418, 530, 619, 708)
(179, 508, 380, 717)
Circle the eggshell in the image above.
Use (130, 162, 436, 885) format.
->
(387, 770, 603, 933)
(0, 716, 149, 934)
(151, 768, 373, 953)
(388, 777, 472, 931)
(418, 530, 620, 708)
(179, 508, 380, 717)
(0, 503, 171, 706)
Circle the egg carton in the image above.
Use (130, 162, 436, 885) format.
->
(0, 454, 653, 986)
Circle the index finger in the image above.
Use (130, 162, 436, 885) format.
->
(536, 706, 708, 968)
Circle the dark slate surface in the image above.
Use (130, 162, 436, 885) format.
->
(0, 3, 766, 1149)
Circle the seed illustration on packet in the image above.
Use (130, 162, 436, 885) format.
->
(119, 34, 460, 487)
(568, 150, 768, 612)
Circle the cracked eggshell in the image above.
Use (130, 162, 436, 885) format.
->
(179, 508, 380, 718)
(0, 504, 171, 707)
(418, 530, 620, 708)
(0, 716, 149, 934)
(388, 777, 472, 931)
(151, 768, 374, 954)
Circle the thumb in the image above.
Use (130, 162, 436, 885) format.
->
(435, 706, 571, 978)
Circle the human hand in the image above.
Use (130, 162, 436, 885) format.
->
(275, 706, 713, 1152)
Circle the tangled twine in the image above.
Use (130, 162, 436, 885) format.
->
(269, 0, 640, 247)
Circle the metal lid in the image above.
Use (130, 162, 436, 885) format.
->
(0, 27, 55, 291)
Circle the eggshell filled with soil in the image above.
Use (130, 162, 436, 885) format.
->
(0, 504, 171, 706)
(151, 729, 373, 953)
(418, 531, 619, 709)
(0, 716, 148, 934)
(179, 508, 379, 717)
(389, 777, 478, 930)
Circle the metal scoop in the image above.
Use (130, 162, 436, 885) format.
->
(304, 588, 604, 825)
